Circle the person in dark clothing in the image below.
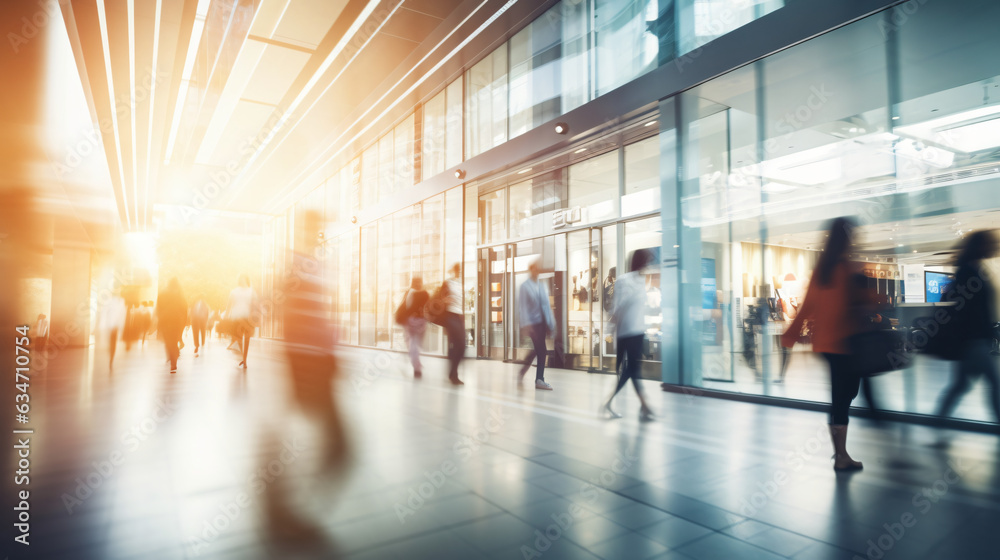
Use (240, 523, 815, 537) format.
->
(402, 277, 429, 378)
(190, 297, 210, 356)
(936, 231, 1000, 425)
(156, 278, 188, 374)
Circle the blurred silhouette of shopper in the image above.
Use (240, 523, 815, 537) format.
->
(190, 297, 209, 357)
(33, 313, 49, 356)
(227, 274, 258, 368)
(267, 209, 351, 542)
(444, 263, 466, 385)
(102, 292, 127, 368)
(401, 277, 428, 378)
(782, 217, 864, 471)
(935, 231, 1000, 426)
(518, 260, 555, 390)
(605, 249, 655, 420)
(156, 278, 187, 374)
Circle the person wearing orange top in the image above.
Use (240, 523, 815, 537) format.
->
(781, 217, 865, 472)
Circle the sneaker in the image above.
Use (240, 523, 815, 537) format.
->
(535, 380, 553, 391)
(639, 406, 655, 422)
(603, 403, 622, 419)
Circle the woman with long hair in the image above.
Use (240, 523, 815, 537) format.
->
(782, 217, 865, 471)
(935, 230, 1000, 425)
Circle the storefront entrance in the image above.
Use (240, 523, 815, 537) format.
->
(477, 227, 620, 371)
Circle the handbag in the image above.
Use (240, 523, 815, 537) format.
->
(394, 290, 411, 325)
(424, 283, 449, 327)
(848, 329, 911, 377)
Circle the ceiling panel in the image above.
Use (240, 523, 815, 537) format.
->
(405, 0, 467, 20)
(206, 100, 276, 169)
(271, 0, 350, 49)
(379, 7, 444, 44)
(241, 44, 312, 105)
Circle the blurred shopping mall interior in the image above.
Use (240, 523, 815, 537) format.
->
(2, 0, 1000, 558)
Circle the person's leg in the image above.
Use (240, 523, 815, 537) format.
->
(623, 335, 653, 417)
(109, 328, 118, 365)
(406, 319, 422, 376)
(825, 353, 862, 469)
(936, 360, 972, 419)
(447, 314, 463, 382)
(242, 328, 251, 366)
(530, 324, 547, 382)
(166, 333, 179, 370)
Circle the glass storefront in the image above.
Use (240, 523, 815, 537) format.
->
(671, 0, 1000, 423)
(262, 0, 1000, 426)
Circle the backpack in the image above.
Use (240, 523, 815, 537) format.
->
(424, 283, 449, 326)
(394, 290, 411, 326)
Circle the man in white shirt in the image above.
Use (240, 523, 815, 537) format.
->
(517, 260, 555, 390)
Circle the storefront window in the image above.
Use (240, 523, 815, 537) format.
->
(509, 1, 590, 139)
(595, 0, 659, 96)
(376, 218, 393, 348)
(422, 89, 447, 180)
(446, 79, 464, 169)
(466, 46, 508, 158)
(378, 131, 394, 203)
(623, 135, 660, 216)
(676, 0, 784, 56)
(361, 144, 377, 210)
(358, 224, 376, 346)
(479, 189, 505, 244)
(394, 114, 415, 191)
(568, 150, 618, 225)
(420, 195, 445, 354)
(509, 170, 566, 239)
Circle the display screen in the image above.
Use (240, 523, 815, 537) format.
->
(925, 271, 955, 303)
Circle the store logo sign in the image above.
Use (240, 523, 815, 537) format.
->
(552, 207, 582, 229)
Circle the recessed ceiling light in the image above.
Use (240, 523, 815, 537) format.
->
(645, 121, 657, 127)
(517, 168, 531, 174)
(892, 116, 900, 120)
(574, 148, 586, 154)
(554, 122, 568, 134)
(454, 169, 465, 179)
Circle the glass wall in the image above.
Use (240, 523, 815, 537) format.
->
(673, 0, 1000, 424)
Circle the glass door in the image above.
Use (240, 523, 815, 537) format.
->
(478, 245, 507, 359)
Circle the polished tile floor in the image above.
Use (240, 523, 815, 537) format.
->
(14, 336, 1000, 560)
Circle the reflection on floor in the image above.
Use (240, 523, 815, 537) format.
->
(18, 337, 1000, 559)
(702, 349, 999, 423)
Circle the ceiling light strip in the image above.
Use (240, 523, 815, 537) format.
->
(145, 0, 162, 230)
(128, 0, 139, 229)
(270, 0, 519, 207)
(164, 0, 211, 164)
(236, 0, 384, 173)
(96, 0, 132, 230)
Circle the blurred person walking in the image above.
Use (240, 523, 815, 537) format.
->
(156, 278, 188, 374)
(33, 313, 49, 356)
(781, 217, 865, 471)
(604, 249, 655, 420)
(397, 277, 429, 378)
(139, 301, 153, 346)
(935, 231, 1000, 427)
(190, 297, 210, 357)
(227, 274, 258, 368)
(264, 209, 351, 542)
(443, 263, 466, 385)
(517, 260, 555, 390)
(102, 292, 127, 368)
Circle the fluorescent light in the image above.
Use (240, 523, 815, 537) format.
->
(164, 0, 211, 164)
(96, 0, 131, 229)
(645, 121, 656, 127)
(517, 168, 531, 174)
(574, 148, 586, 154)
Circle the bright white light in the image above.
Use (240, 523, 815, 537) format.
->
(896, 104, 1000, 153)
(125, 232, 158, 271)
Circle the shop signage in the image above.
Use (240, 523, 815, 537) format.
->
(552, 206, 582, 229)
